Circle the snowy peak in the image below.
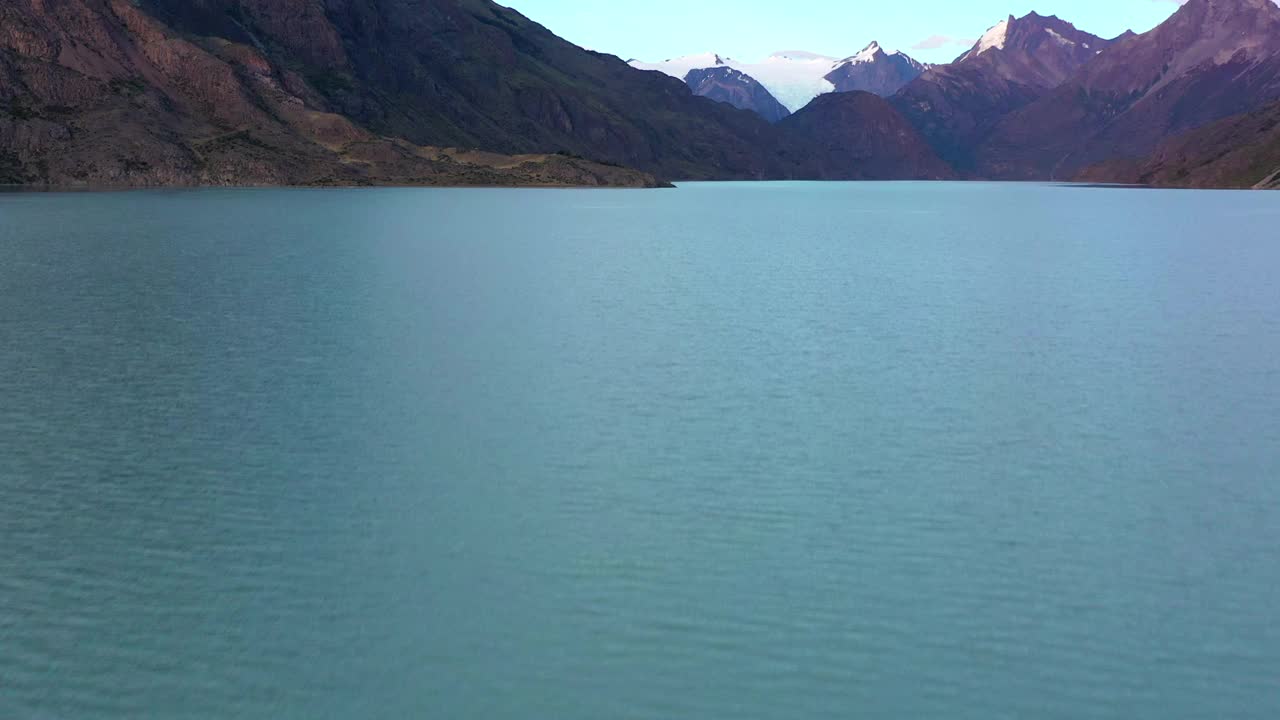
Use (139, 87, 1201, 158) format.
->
(840, 42, 921, 67)
(849, 41, 885, 64)
(629, 42, 928, 113)
(826, 43, 927, 96)
(957, 12, 1111, 66)
(631, 50, 838, 112)
(947, 12, 1114, 88)
(629, 52, 730, 82)
(958, 17, 1013, 62)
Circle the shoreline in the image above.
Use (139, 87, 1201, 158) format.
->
(3, 180, 1273, 193)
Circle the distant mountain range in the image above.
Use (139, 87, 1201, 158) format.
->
(630, 43, 928, 119)
(1, 0, 1278, 188)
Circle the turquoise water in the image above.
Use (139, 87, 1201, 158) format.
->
(1, 183, 1278, 719)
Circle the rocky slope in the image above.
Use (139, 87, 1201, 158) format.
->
(890, 12, 1114, 172)
(215, 0, 793, 179)
(0, 0, 795, 187)
(976, 0, 1280, 180)
(0, 0, 499, 187)
(825, 42, 926, 97)
(1077, 100, 1280, 189)
(778, 92, 955, 180)
(684, 66, 791, 123)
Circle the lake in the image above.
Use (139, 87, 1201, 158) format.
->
(2, 183, 1278, 719)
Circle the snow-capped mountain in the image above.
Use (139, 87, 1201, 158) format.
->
(630, 45, 927, 114)
(889, 12, 1118, 170)
(631, 51, 837, 112)
(826, 42, 928, 97)
(951, 12, 1111, 87)
(979, 0, 1280, 180)
(628, 52, 731, 84)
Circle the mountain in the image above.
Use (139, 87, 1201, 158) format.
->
(632, 51, 838, 113)
(0, 0, 667, 187)
(631, 45, 928, 115)
(976, 0, 1280, 180)
(778, 92, 956, 180)
(1078, 100, 1280, 189)
(684, 66, 792, 123)
(891, 12, 1114, 171)
(951, 13, 1112, 87)
(6, 0, 1274, 189)
(825, 42, 927, 97)
(0, 0, 805, 187)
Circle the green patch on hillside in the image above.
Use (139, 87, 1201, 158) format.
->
(109, 78, 148, 97)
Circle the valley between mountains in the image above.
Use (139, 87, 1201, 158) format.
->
(2, 0, 1279, 188)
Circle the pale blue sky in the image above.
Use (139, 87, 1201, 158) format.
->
(500, 0, 1186, 63)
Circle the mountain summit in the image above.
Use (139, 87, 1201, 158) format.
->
(953, 12, 1110, 87)
(890, 11, 1115, 171)
(631, 51, 839, 113)
(631, 43, 927, 117)
(825, 42, 927, 97)
(977, 0, 1280, 179)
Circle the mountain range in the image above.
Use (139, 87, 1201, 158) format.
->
(631, 43, 928, 120)
(1, 0, 1278, 188)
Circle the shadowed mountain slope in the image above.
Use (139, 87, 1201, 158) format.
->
(779, 92, 955, 180)
(1078, 100, 1280, 189)
(0, 0, 674, 186)
(136, 0, 803, 179)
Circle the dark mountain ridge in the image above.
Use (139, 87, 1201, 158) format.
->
(1078, 100, 1280, 189)
(779, 91, 955, 180)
